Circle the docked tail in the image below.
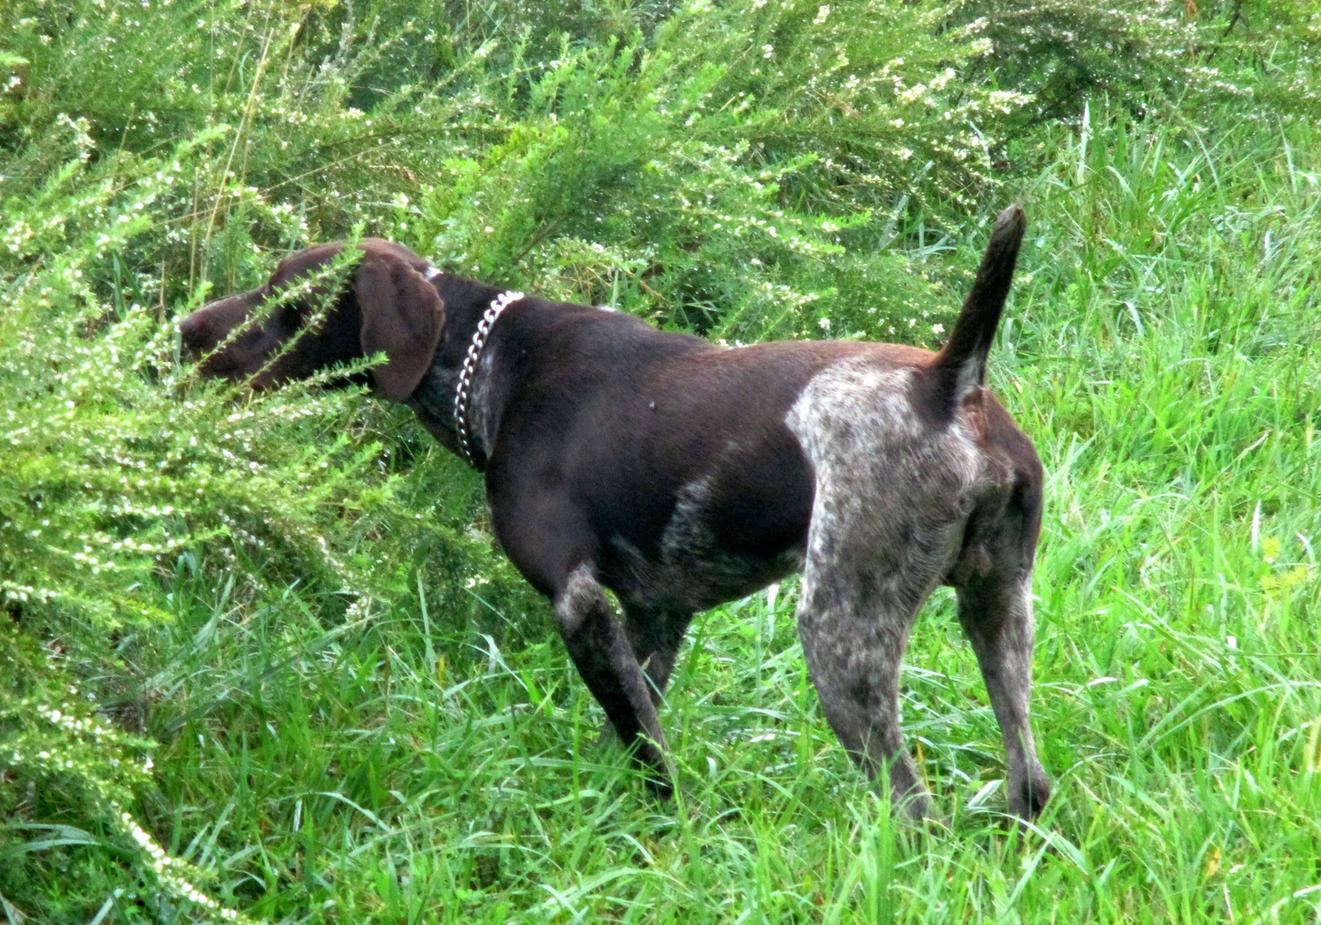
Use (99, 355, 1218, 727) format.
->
(931, 204, 1026, 412)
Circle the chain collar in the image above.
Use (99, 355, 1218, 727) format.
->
(452, 289, 524, 467)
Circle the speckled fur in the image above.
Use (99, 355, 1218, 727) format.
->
(467, 342, 502, 460)
(553, 564, 673, 790)
(785, 358, 1047, 819)
(786, 364, 953, 814)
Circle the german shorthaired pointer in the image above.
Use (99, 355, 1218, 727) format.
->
(180, 206, 1050, 821)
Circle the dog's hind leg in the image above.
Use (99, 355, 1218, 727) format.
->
(787, 363, 974, 820)
(956, 574, 1050, 820)
(553, 566, 673, 792)
(796, 551, 943, 821)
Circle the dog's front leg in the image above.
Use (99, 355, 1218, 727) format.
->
(554, 566, 674, 794)
(623, 605, 694, 707)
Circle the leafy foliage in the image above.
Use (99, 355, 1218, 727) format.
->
(0, 0, 1318, 921)
(958, 0, 1321, 121)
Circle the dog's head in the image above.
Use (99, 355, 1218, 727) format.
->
(180, 239, 444, 400)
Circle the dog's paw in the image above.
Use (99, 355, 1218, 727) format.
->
(893, 787, 937, 826)
(643, 771, 675, 800)
(1009, 767, 1051, 822)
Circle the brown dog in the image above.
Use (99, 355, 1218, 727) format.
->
(181, 206, 1050, 821)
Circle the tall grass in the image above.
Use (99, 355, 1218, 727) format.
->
(2, 0, 1318, 921)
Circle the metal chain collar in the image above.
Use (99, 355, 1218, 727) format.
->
(452, 289, 524, 467)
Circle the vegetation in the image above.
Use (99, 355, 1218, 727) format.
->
(1, 0, 1318, 921)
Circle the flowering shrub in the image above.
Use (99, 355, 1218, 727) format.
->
(0, 124, 415, 919)
(1, 633, 257, 924)
(957, 0, 1321, 121)
(408, 0, 1029, 343)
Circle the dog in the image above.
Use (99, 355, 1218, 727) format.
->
(180, 205, 1050, 821)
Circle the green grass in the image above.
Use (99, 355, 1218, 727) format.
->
(3, 1, 1320, 922)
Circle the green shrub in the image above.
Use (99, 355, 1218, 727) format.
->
(958, 0, 1321, 122)
(0, 124, 411, 920)
(407, 0, 1034, 342)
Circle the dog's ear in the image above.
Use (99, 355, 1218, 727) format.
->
(353, 251, 445, 400)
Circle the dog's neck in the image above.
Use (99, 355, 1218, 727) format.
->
(409, 272, 520, 470)
(407, 269, 692, 472)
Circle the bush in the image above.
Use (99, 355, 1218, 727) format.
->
(407, 1, 1030, 342)
(0, 123, 413, 920)
(958, 0, 1321, 122)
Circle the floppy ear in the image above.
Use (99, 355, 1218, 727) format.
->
(353, 252, 445, 400)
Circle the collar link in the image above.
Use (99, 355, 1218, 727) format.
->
(453, 290, 524, 468)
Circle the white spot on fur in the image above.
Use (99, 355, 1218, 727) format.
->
(555, 564, 597, 636)
(786, 356, 985, 614)
(787, 361, 923, 448)
(660, 476, 716, 564)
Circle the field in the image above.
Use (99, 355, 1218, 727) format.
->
(2, 1, 1319, 922)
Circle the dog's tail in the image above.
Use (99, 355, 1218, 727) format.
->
(930, 204, 1026, 413)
